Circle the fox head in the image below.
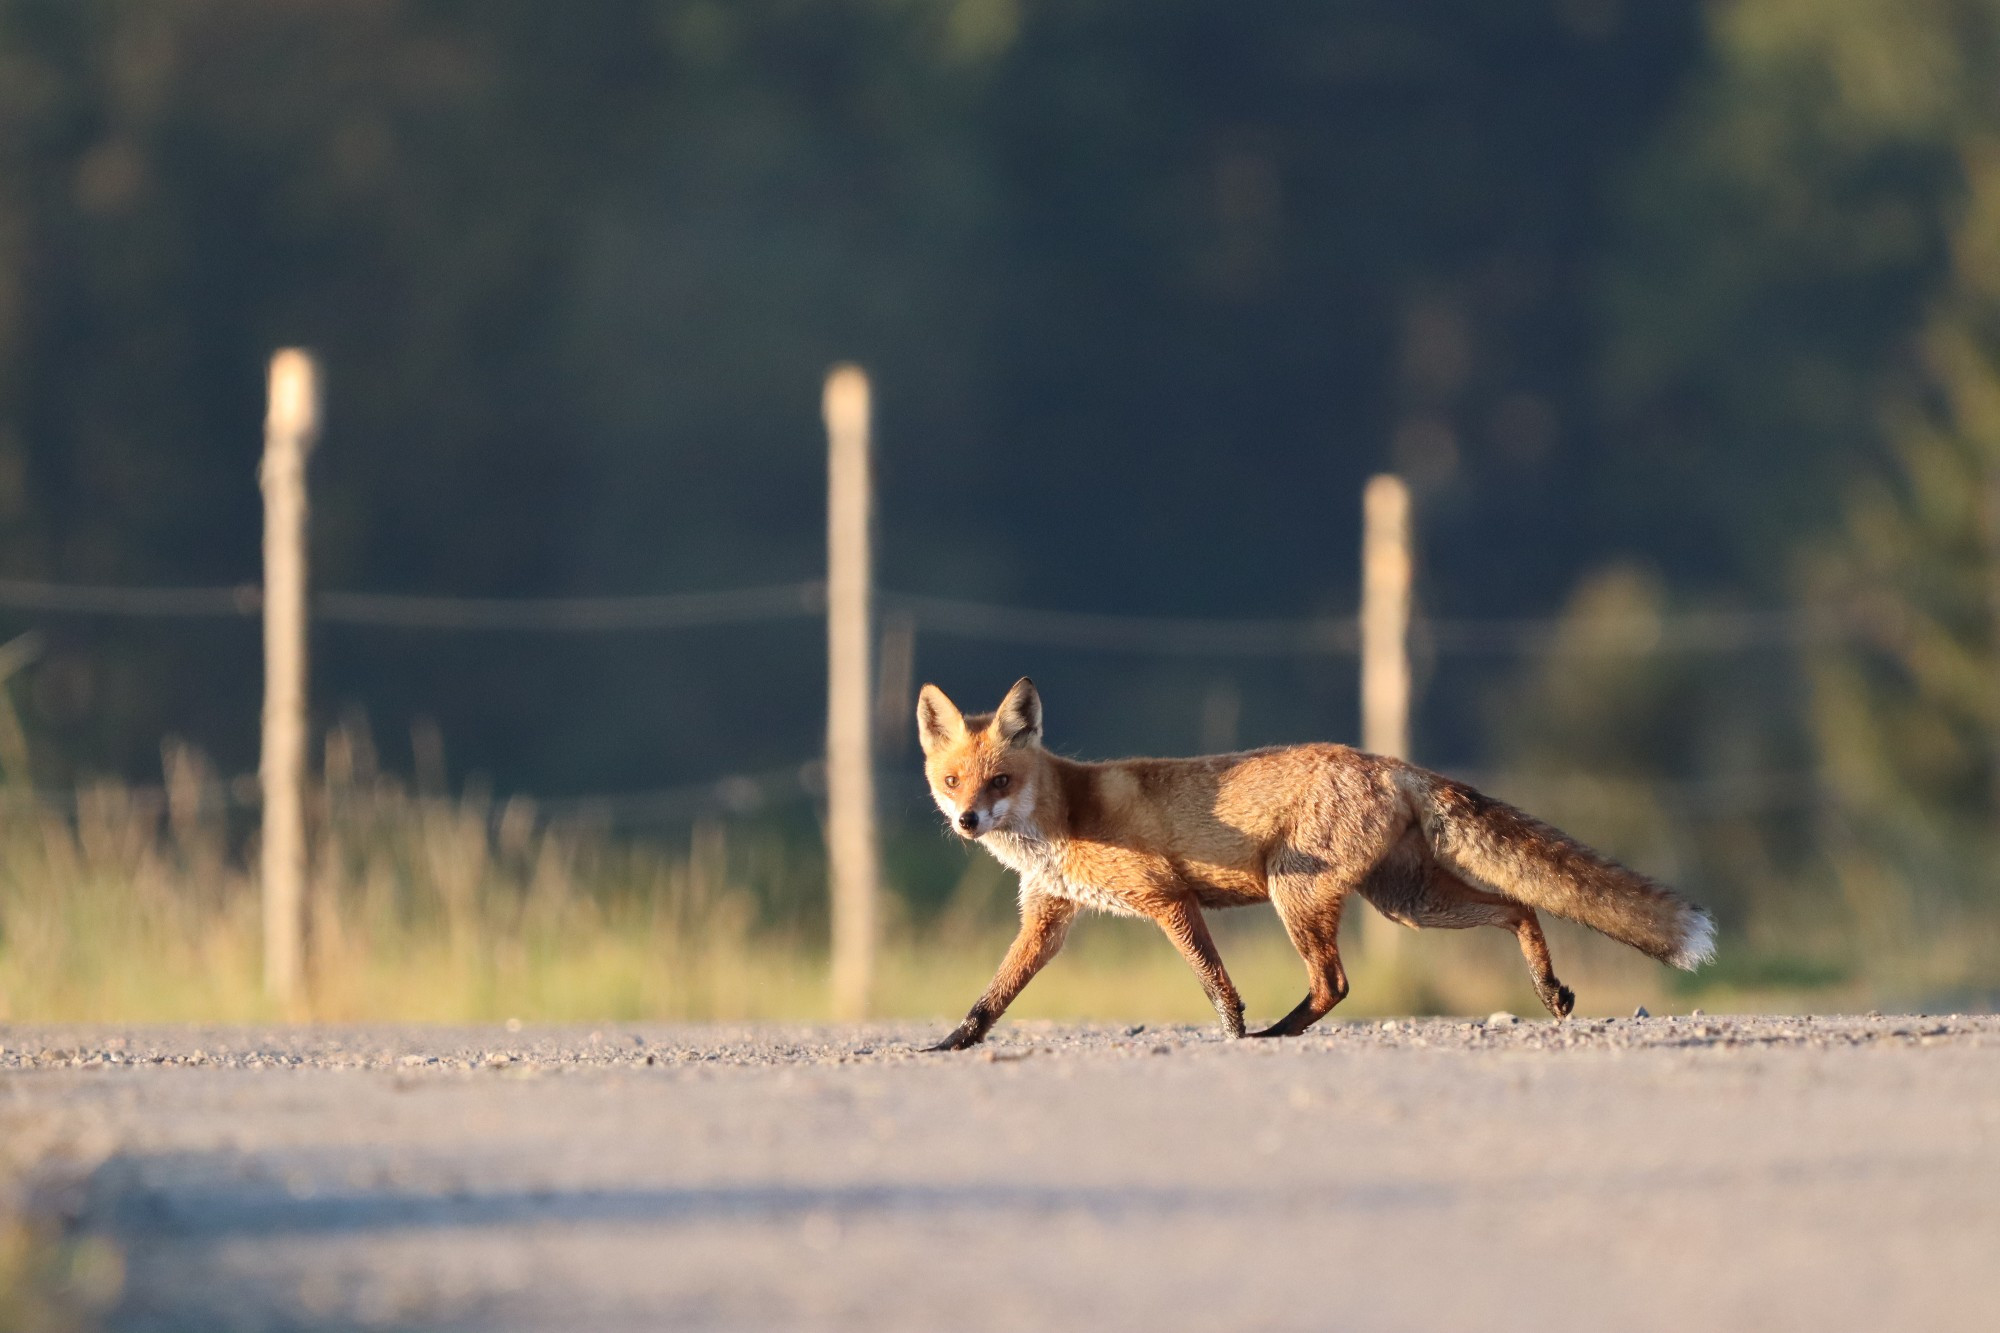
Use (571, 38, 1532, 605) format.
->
(916, 677, 1044, 839)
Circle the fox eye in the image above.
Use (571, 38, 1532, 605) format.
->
(991, 774, 1011, 791)
(944, 774, 959, 789)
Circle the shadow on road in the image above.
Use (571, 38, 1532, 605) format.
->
(85, 1148, 1460, 1241)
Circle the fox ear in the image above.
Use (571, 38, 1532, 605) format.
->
(916, 684, 965, 756)
(993, 677, 1043, 747)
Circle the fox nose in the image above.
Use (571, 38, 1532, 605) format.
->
(958, 810, 980, 833)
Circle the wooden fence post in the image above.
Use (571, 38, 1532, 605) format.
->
(824, 364, 878, 1020)
(1360, 472, 1412, 961)
(261, 348, 319, 1010)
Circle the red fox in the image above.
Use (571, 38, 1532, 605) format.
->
(917, 678, 1714, 1050)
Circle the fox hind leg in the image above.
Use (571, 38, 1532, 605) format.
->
(1512, 907, 1574, 1019)
(1397, 864, 1576, 1020)
(1256, 796, 1414, 1038)
(1252, 853, 1360, 1038)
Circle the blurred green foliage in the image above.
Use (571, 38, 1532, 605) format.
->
(1497, 0, 2000, 978)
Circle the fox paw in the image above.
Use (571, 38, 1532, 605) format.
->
(925, 1019, 988, 1052)
(1542, 983, 1576, 1020)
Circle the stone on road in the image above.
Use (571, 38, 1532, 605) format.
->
(3, 1015, 1997, 1331)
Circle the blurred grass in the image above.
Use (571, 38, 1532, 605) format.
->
(0, 730, 823, 1025)
(2, 725, 1991, 1026)
(0, 1112, 121, 1333)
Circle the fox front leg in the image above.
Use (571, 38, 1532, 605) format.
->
(1152, 898, 1247, 1039)
(927, 892, 1077, 1051)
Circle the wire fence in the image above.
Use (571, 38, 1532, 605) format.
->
(1, 574, 1838, 652)
(0, 571, 1838, 825)
(0, 757, 830, 827)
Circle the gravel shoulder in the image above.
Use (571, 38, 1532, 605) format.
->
(5, 1014, 1999, 1331)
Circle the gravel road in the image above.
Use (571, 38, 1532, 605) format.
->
(5, 1014, 1999, 1332)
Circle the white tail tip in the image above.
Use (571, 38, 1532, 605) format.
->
(1669, 909, 1717, 971)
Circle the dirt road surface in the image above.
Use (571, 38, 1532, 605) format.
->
(5, 1014, 1998, 1332)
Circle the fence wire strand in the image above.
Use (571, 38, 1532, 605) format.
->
(1, 575, 1841, 655)
(0, 574, 1844, 823)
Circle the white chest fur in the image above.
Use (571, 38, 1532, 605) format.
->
(978, 831, 1142, 918)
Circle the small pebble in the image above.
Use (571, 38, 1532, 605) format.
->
(1486, 1012, 1518, 1026)
(1690, 1008, 1705, 1017)
(1633, 1005, 1650, 1019)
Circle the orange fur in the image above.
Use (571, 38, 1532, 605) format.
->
(918, 678, 1714, 1048)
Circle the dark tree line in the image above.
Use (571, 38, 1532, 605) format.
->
(3, 0, 1994, 938)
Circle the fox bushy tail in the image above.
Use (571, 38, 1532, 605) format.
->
(1415, 774, 1715, 970)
